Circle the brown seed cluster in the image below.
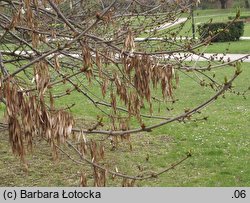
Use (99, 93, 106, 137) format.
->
(117, 54, 174, 120)
(124, 29, 135, 52)
(4, 70, 74, 163)
(81, 42, 93, 82)
(77, 137, 107, 187)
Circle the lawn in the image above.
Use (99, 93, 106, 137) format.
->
(140, 8, 250, 37)
(193, 9, 250, 54)
(196, 40, 250, 54)
(0, 61, 249, 186)
(188, 8, 250, 37)
(137, 8, 250, 54)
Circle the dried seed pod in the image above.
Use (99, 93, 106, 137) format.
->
(124, 28, 135, 52)
(80, 172, 88, 187)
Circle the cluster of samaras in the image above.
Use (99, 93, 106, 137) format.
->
(3, 64, 74, 162)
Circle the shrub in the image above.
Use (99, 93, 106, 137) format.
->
(228, 16, 250, 21)
(198, 21, 244, 42)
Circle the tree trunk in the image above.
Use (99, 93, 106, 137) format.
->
(245, 0, 250, 8)
(219, 0, 227, 9)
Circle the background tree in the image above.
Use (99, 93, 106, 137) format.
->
(245, 0, 250, 8)
(219, 0, 228, 9)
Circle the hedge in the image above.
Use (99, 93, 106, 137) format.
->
(198, 21, 244, 42)
(228, 16, 250, 21)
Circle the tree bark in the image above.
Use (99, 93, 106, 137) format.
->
(219, 0, 227, 9)
(245, 0, 250, 8)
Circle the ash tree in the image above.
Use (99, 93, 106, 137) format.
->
(0, 0, 247, 186)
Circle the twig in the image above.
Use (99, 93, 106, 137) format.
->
(65, 140, 191, 180)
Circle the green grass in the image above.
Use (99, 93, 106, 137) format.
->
(194, 10, 250, 37)
(142, 8, 250, 37)
(137, 8, 250, 54)
(0, 61, 249, 186)
(243, 24, 250, 37)
(196, 40, 250, 54)
(194, 8, 250, 17)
